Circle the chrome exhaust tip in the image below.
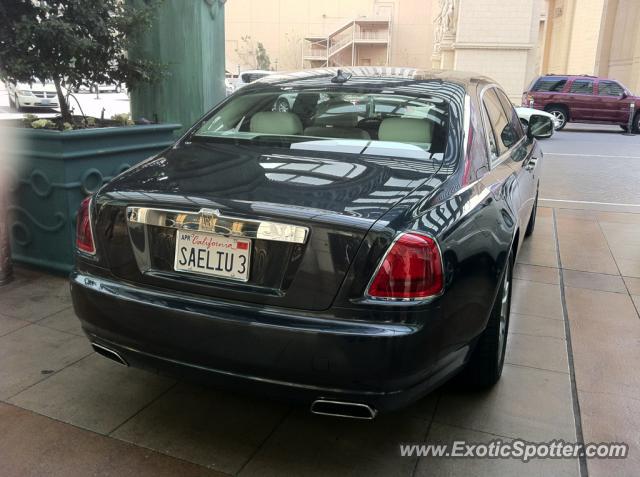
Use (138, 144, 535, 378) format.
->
(91, 342, 128, 366)
(310, 399, 377, 420)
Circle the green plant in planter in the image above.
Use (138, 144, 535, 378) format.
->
(0, 0, 164, 126)
(30, 119, 56, 129)
(111, 113, 135, 127)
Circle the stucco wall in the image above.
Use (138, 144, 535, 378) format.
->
(225, 0, 434, 72)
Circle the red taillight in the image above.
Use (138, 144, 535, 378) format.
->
(76, 196, 96, 255)
(367, 233, 443, 300)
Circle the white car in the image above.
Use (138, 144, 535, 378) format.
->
(6, 80, 61, 110)
(232, 70, 274, 91)
(515, 107, 560, 136)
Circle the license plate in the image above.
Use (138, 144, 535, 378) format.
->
(41, 98, 50, 104)
(174, 231, 251, 281)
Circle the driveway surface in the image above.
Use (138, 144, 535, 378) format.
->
(1, 125, 639, 476)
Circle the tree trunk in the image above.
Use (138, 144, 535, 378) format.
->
(0, 168, 13, 286)
(54, 78, 72, 124)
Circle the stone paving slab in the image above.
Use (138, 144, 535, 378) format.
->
(9, 353, 175, 435)
(3, 204, 640, 475)
(0, 402, 222, 477)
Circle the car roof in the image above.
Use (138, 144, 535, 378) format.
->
(252, 67, 496, 90)
(538, 74, 600, 80)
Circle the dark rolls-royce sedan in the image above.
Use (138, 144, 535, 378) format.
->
(71, 67, 552, 419)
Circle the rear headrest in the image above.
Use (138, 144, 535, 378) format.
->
(312, 101, 359, 128)
(378, 118, 433, 143)
(250, 112, 303, 135)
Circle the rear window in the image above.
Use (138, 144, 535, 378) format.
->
(531, 77, 567, 92)
(192, 89, 450, 159)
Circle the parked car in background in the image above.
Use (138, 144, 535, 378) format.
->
(5, 80, 60, 110)
(73, 83, 123, 94)
(231, 69, 275, 92)
(71, 68, 553, 418)
(515, 106, 558, 137)
(522, 74, 640, 132)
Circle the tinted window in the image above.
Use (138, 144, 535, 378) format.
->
(193, 89, 450, 157)
(598, 81, 624, 96)
(532, 77, 568, 92)
(495, 89, 525, 144)
(569, 79, 594, 94)
(483, 88, 518, 158)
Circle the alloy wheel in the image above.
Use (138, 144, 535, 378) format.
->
(550, 110, 566, 129)
(497, 259, 511, 367)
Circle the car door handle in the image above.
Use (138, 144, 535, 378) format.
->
(524, 157, 538, 171)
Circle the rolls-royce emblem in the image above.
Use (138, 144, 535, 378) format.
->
(199, 208, 221, 231)
(200, 208, 221, 218)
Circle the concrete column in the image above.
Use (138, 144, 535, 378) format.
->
(128, 0, 226, 134)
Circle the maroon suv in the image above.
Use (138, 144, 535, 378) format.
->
(522, 74, 640, 132)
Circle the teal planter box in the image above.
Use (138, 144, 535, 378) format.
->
(8, 124, 181, 273)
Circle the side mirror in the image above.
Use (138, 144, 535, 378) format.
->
(527, 114, 554, 140)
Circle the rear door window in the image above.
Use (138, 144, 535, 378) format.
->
(532, 77, 568, 92)
(569, 79, 594, 94)
(495, 89, 525, 144)
(482, 88, 513, 159)
(597, 81, 624, 97)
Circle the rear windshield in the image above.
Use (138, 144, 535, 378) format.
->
(192, 89, 450, 160)
(531, 77, 568, 92)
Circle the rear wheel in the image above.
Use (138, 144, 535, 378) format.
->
(633, 112, 640, 133)
(458, 249, 513, 389)
(525, 191, 538, 237)
(546, 106, 568, 130)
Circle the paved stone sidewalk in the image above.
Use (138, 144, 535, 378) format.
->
(1, 205, 638, 476)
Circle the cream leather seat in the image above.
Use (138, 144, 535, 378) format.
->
(250, 111, 303, 135)
(378, 117, 434, 143)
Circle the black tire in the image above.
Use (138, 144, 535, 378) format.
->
(545, 106, 568, 130)
(633, 112, 640, 134)
(458, 249, 513, 389)
(525, 191, 538, 237)
(276, 98, 290, 113)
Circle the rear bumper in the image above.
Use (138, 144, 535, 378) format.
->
(70, 271, 469, 411)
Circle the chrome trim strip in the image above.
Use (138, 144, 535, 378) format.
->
(310, 399, 378, 420)
(126, 206, 309, 244)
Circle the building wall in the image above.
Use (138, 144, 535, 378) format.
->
(433, 0, 543, 101)
(606, 0, 640, 93)
(224, 0, 435, 73)
(543, 0, 640, 94)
